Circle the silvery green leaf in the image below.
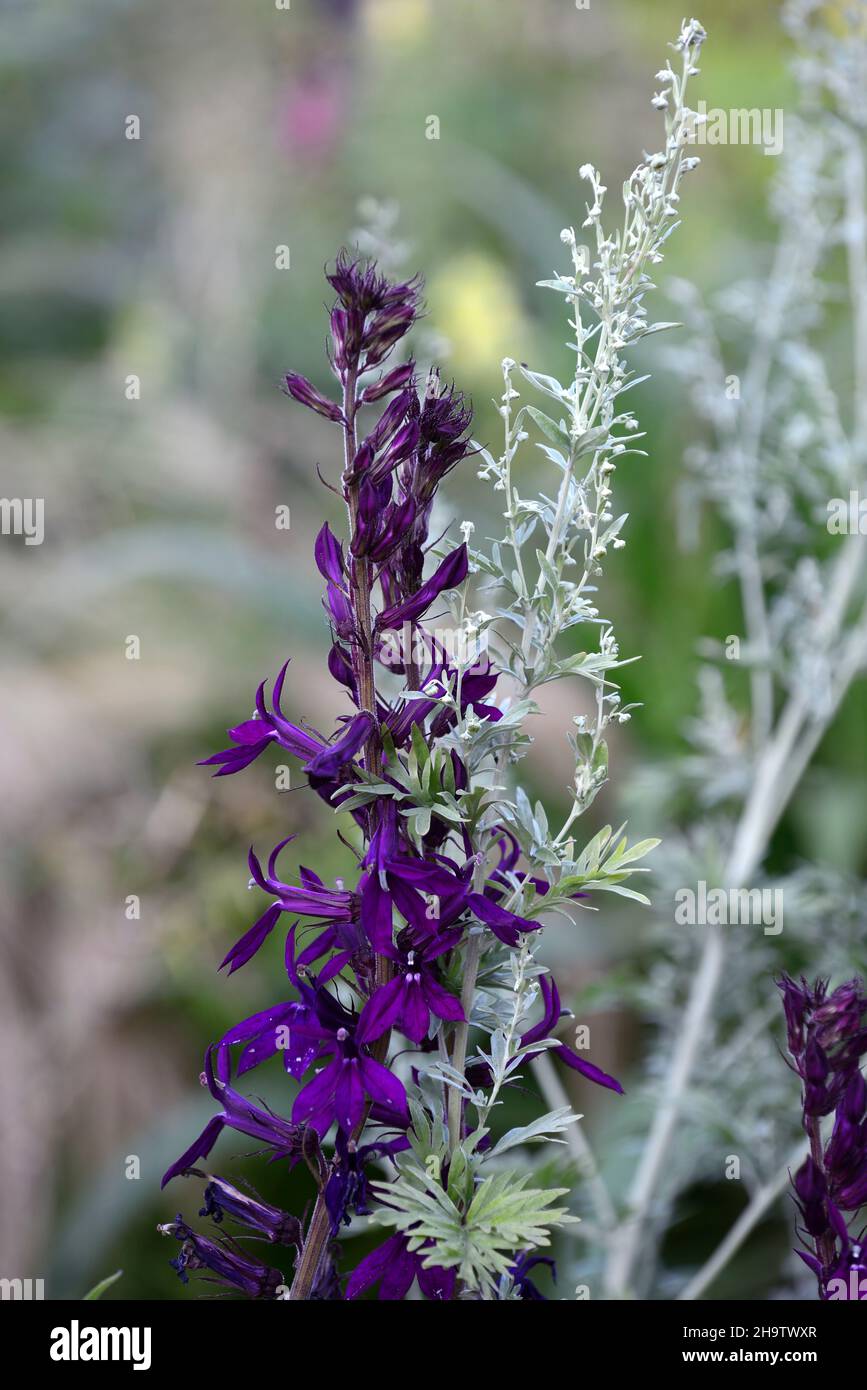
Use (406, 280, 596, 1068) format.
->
(488, 1106, 581, 1158)
(573, 424, 610, 457)
(535, 442, 569, 470)
(640, 320, 683, 336)
(536, 275, 578, 295)
(598, 513, 629, 548)
(514, 363, 568, 400)
(525, 406, 572, 452)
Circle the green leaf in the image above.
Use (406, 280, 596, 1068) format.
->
(488, 1106, 580, 1158)
(371, 1164, 578, 1298)
(83, 1270, 123, 1301)
(525, 406, 572, 452)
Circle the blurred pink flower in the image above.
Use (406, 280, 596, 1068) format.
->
(278, 69, 347, 166)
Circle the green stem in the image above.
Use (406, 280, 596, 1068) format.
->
(447, 929, 482, 1154)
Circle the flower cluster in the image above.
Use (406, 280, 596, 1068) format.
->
(779, 974, 867, 1298)
(160, 251, 622, 1300)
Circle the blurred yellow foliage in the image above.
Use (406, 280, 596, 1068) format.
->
(365, 0, 431, 47)
(428, 253, 529, 381)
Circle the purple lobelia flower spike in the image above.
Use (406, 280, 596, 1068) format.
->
(779, 974, 867, 1298)
(161, 250, 623, 1301)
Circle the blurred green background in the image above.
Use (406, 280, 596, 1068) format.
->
(1, 0, 861, 1300)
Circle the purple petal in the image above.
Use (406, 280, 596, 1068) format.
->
(378, 1244, 418, 1300)
(357, 976, 405, 1043)
(161, 1117, 225, 1188)
(398, 978, 430, 1044)
(469, 892, 539, 946)
(304, 711, 375, 780)
(377, 545, 469, 631)
(422, 974, 464, 1024)
(345, 1234, 404, 1300)
(219, 903, 282, 974)
(227, 719, 275, 746)
(292, 1055, 341, 1134)
(359, 1055, 409, 1121)
(417, 1259, 457, 1301)
(360, 872, 394, 953)
(555, 1044, 624, 1095)
(335, 1058, 366, 1132)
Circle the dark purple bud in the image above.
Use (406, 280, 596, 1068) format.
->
(364, 304, 417, 367)
(327, 642, 356, 692)
(792, 1157, 830, 1239)
(283, 372, 344, 422)
(794, 1156, 827, 1204)
(314, 522, 346, 587)
(351, 476, 392, 557)
(370, 419, 421, 484)
(367, 389, 415, 452)
(343, 439, 375, 485)
(777, 973, 810, 1059)
(330, 304, 364, 373)
(303, 710, 376, 780)
(805, 1038, 829, 1083)
(376, 543, 469, 631)
(361, 361, 416, 403)
(368, 496, 417, 565)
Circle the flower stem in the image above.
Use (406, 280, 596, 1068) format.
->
(806, 1116, 837, 1278)
(288, 369, 394, 1302)
(447, 928, 482, 1154)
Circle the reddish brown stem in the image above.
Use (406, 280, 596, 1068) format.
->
(805, 1115, 836, 1281)
(287, 365, 393, 1300)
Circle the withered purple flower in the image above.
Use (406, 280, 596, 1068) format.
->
(160, 1215, 287, 1298)
(197, 1172, 304, 1248)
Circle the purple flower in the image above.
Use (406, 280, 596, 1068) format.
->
(357, 929, 464, 1045)
(469, 974, 623, 1096)
(779, 974, 867, 1297)
(521, 975, 624, 1094)
(509, 1252, 556, 1300)
(467, 890, 540, 949)
(199, 660, 373, 782)
(344, 1232, 455, 1301)
(360, 361, 416, 404)
(779, 974, 867, 1117)
(166, 246, 625, 1303)
(218, 838, 358, 975)
(161, 1046, 308, 1188)
(252, 979, 410, 1135)
(325, 252, 421, 374)
(324, 1130, 409, 1235)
